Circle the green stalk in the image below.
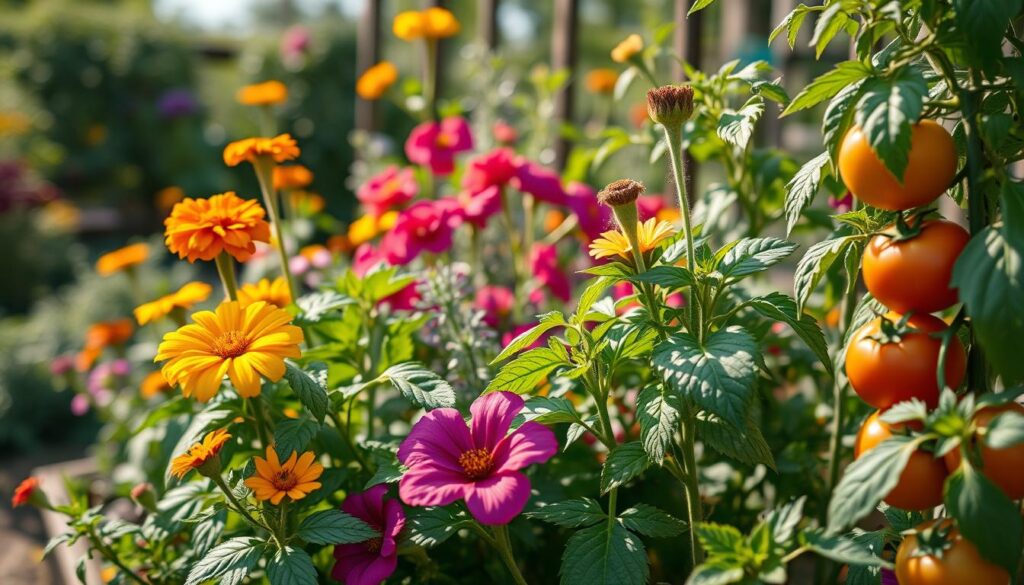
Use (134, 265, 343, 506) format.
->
(214, 253, 239, 301)
(679, 408, 704, 567)
(661, 124, 696, 270)
(424, 39, 439, 121)
(86, 525, 148, 585)
(253, 158, 298, 304)
(522, 193, 536, 277)
(491, 525, 529, 585)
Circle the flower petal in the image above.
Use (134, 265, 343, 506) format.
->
(463, 471, 532, 526)
(469, 391, 524, 452)
(492, 421, 558, 473)
(397, 408, 473, 470)
(398, 465, 470, 508)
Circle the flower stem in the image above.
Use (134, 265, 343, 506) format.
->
(86, 525, 148, 585)
(424, 39, 439, 121)
(248, 397, 272, 449)
(661, 125, 696, 270)
(211, 474, 281, 546)
(522, 193, 536, 275)
(214, 253, 239, 301)
(679, 408, 704, 567)
(253, 157, 298, 304)
(491, 524, 529, 585)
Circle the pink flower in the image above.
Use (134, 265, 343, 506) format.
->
(280, 25, 311, 61)
(510, 159, 566, 206)
(565, 182, 611, 242)
(493, 120, 518, 145)
(50, 354, 75, 376)
(398, 391, 557, 525)
(829, 191, 853, 213)
(379, 201, 459, 265)
(331, 484, 406, 585)
(528, 243, 571, 303)
(405, 117, 473, 176)
(352, 244, 421, 310)
(357, 166, 418, 217)
(637, 195, 666, 220)
(462, 148, 518, 194)
(455, 185, 502, 227)
(612, 281, 684, 315)
(475, 285, 515, 328)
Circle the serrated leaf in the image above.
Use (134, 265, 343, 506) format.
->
(853, 69, 928, 182)
(382, 362, 456, 409)
(794, 235, 860, 313)
(698, 412, 775, 470)
(266, 546, 317, 585)
(802, 530, 889, 567)
(485, 348, 566, 395)
(185, 537, 263, 585)
(529, 498, 606, 528)
(717, 97, 764, 149)
(765, 497, 805, 545)
(284, 362, 329, 423)
(784, 61, 871, 116)
(696, 523, 745, 555)
(619, 504, 687, 537)
(946, 465, 1023, 572)
(769, 4, 811, 48)
(295, 291, 352, 323)
(522, 396, 581, 425)
(653, 327, 758, 428)
(823, 78, 867, 163)
(826, 436, 917, 535)
(717, 237, 797, 279)
(688, 0, 717, 14)
(560, 523, 648, 585)
(297, 509, 379, 545)
(491, 313, 565, 364)
(273, 418, 320, 460)
(746, 292, 833, 375)
(810, 2, 852, 58)
(631, 265, 694, 290)
(985, 411, 1024, 449)
(785, 152, 830, 235)
(600, 442, 650, 493)
(637, 384, 681, 463)
(406, 506, 469, 547)
(954, 0, 1023, 67)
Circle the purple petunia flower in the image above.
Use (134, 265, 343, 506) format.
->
(398, 391, 558, 525)
(331, 484, 406, 585)
(156, 88, 199, 119)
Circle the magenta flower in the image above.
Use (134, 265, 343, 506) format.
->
(462, 148, 518, 194)
(528, 243, 571, 303)
(510, 159, 567, 206)
(379, 200, 459, 265)
(398, 391, 558, 525)
(637, 195, 667, 221)
(455, 185, 502, 227)
(829, 190, 854, 213)
(352, 244, 421, 310)
(331, 484, 406, 585)
(50, 354, 75, 377)
(280, 25, 311, 61)
(492, 120, 518, 145)
(357, 166, 418, 217)
(565, 182, 611, 242)
(405, 117, 473, 176)
(475, 285, 515, 328)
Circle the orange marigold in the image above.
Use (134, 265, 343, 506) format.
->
(273, 164, 314, 190)
(134, 281, 213, 325)
(96, 243, 149, 276)
(236, 80, 288, 106)
(164, 192, 271, 263)
(77, 318, 134, 371)
(393, 7, 459, 41)
(356, 61, 399, 100)
(170, 429, 232, 479)
(611, 34, 644, 63)
(244, 446, 323, 504)
(586, 68, 619, 94)
(237, 277, 292, 309)
(12, 477, 40, 507)
(140, 370, 171, 399)
(223, 134, 300, 167)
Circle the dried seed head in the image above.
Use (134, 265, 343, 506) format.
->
(598, 179, 645, 208)
(647, 85, 695, 128)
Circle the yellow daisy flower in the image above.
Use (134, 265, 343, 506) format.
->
(244, 446, 323, 504)
(134, 281, 213, 325)
(237, 277, 292, 309)
(588, 218, 676, 261)
(170, 429, 231, 479)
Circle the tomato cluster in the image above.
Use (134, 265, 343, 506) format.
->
(896, 520, 1010, 585)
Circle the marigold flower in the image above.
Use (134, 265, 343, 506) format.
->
(77, 319, 134, 371)
(236, 80, 288, 107)
(12, 477, 40, 507)
(589, 218, 676, 261)
(223, 134, 300, 167)
(332, 485, 405, 585)
(96, 243, 149, 276)
(393, 8, 460, 41)
(611, 34, 644, 63)
(272, 164, 314, 190)
(356, 61, 399, 100)
(155, 301, 303, 401)
(647, 84, 695, 128)
(586, 68, 619, 94)
(140, 370, 171, 399)
(347, 211, 398, 247)
(170, 429, 232, 479)
(164, 192, 271, 263)
(134, 281, 213, 325)
(156, 186, 186, 213)
(245, 445, 323, 504)
(398, 392, 557, 525)
(238, 277, 292, 308)
(290, 191, 326, 215)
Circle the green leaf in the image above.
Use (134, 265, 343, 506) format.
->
(698, 412, 776, 470)
(619, 504, 687, 537)
(185, 537, 264, 585)
(751, 80, 790, 105)
(266, 546, 317, 585)
(631, 265, 694, 290)
(522, 396, 581, 425)
(297, 509, 379, 545)
(192, 511, 226, 557)
(785, 152, 830, 235)
(783, 61, 871, 116)
(809, 2, 853, 58)
(600, 442, 650, 493)
(653, 327, 758, 428)
(826, 436, 917, 534)
(560, 523, 648, 585)
(580, 262, 633, 279)
(273, 418, 320, 460)
(954, 0, 1023, 67)
(952, 182, 1024, 384)
(716, 237, 797, 280)
(382, 362, 456, 409)
(284, 362, 329, 423)
(769, 4, 812, 48)
(42, 533, 72, 559)
(613, 66, 638, 101)
(794, 235, 860, 313)
(576, 277, 612, 320)
(946, 465, 1023, 572)
(485, 348, 566, 395)
(491, 313, 565, 364)
(696, 523, 745, 555)
(853, 69, 928, 182)
(765, 497, 805, 545)
(686, 561, 746, 585)
(529, 498, 607, 528)
(637, 384, 681, 463)
(823, 78, 867, 163)
(985, 411, 1024, 449)
(688, 0, 717, 14)
(746, 292, 833, 376)
(802, 530, 890, 567)
(406, 506, 470, 547)
(717, 97, 764, 149)
(294, 291, 352, 323)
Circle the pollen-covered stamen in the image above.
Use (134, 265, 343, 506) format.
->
(366, 537, 383, 553)
(458, 448, 494, 480)
(272, 470, 298, 491)
(212, 330, 251, 358)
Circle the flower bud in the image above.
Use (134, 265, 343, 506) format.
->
(130, 482, 157, 512)
(598, 179, 645, 208)
(647, 85, 695, 129)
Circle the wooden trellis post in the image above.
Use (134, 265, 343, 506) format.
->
(673, 0, 703, 202)
(479, 0, 499, 49)
(355, 0, 381, 133)
(552, 0, 579, 169)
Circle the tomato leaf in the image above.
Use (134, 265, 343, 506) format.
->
(785, 152, 831, 235)
(784, 61, 872, 116)
(746, 291, 833, 376)
(826, 435, 917, 535)
(794, 235, 861, 313)
(945, 465, 1023, 573)
(853, 69, 928, 183)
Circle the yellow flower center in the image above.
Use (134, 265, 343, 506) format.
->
(213, 331, 251, 358)
(272, 470, 298, 491)
(458, 448, 493, 479)
(435, 133, 452, 148)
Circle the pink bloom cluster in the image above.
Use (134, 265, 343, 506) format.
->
(331, 484, 406, 585)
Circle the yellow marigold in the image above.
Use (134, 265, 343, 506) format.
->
(0, 111, 31, 136)
(134, 281, 213, 325)
(237, 277, 292, 309)
(155, 301, 303, 401)
(140, 371, 171, 399)
(347, 210, 397, 247)
(393, 7, 459, 41)
(657, 207, 682, 223)
(223, 134, 300, 167)
(156, 186, 186, 213)
(38, 199, 80, 232)
(170, 429, 232, 479)
(236, 80, 288, 106)
(290, 191, 326, 214)
(164, 192, 271, 263)
(96, 243, 149, 276)
(356, 61, 399, 100)
(589, 218, 676, 260)
(77, 318, 134, 371)
(586, 68, 619, 94)
(393, 10, 425, 40)
(611, 34, 644, 63)
(273, 164, 314, 190)
(244, 446, 323, 504)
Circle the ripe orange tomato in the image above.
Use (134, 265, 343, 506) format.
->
(944, 403, 1024, 500)
(845, 312, 966, 410)
(855, 411, 946, 510)
(895, 519, 1009, 585)
(839, 120, 957, 211)
(863, 220, 970, 314)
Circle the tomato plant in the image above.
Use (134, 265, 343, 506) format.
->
(896, 520, 1009, 585)
(854, 411, 946, 510)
